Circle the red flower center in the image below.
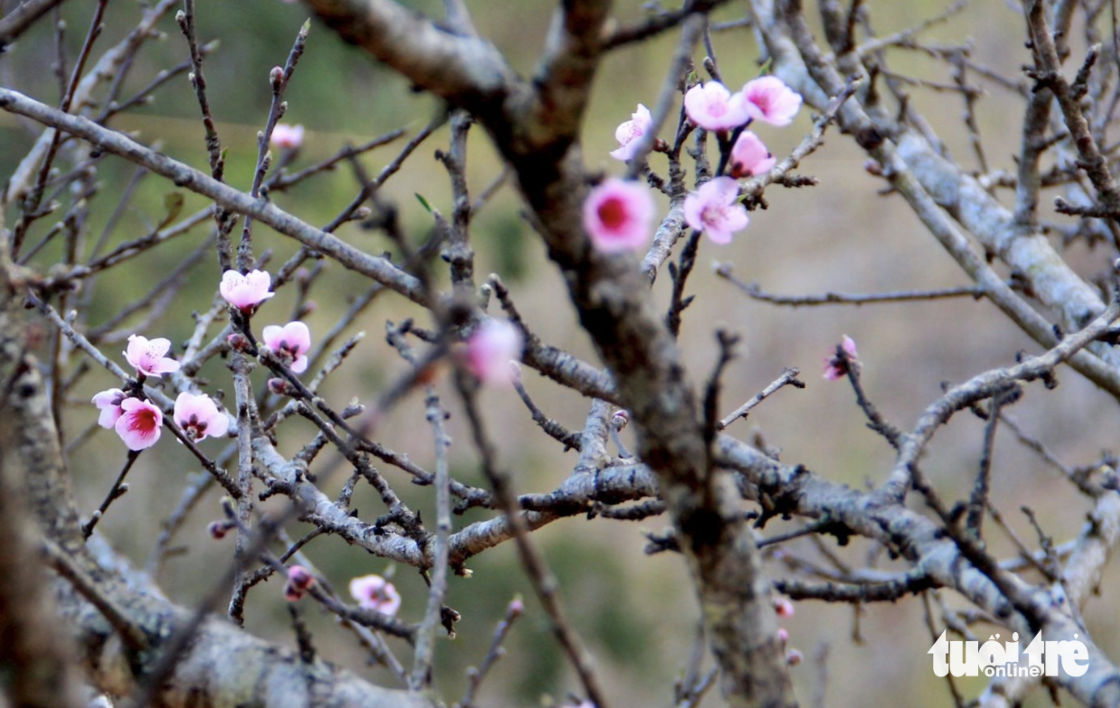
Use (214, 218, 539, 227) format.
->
(597, 197, 627, 231)
(129, 408, 159, 434)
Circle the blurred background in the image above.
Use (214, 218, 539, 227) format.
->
(2, 1, 1118, 706)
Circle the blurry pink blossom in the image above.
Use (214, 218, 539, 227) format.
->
(738, 76, 802, 127)
(684, 81, 751, 131)
(683, 176, 749, 245)
(774, 595, 795, 618)
(823, 335, 859, 381)
(787, 649, 804, 666)
(582, 178, 655, 253)
(465, 320, 523, 385)
(173, 392, 229, 442)
(92, 388, 126, 428)
(610, 104, 653, 161)
(220, 269, 274, 312)
(729, 131, 776, 179)
(124, 334, 181, 378)
(271, 123, 304, 150)
(349, 574, 401, 616)
(262, 321, 312, 373)
(114, 397, 163, 450)
(778, 627, 790, 643)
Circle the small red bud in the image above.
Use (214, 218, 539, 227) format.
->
(227, 333, 251, 352)
(268, 377, 293, 395)
(208, 520, 229, 539)
(287, 565, 314, 590)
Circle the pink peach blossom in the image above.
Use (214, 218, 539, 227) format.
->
(271, 123, 304, 150)
(610, 104, 654, 161)
(683, 176, 749, 245)
(349, 574, 401, 616)
(219, 269, 275, 312)
(262, 321, 312, 374)
(729, 131, 777, 179)
(173, 392, 229, 442)
(737, 76, 802, 127)
(582, 178, 655, 253)
(684, 81, 751, 131)
(92, 388, 126, 428)
(124, 334, 181, 378)
(823, 335, 859, 381)
(465, 320, 523, 385)
(114, 397, 163, 450)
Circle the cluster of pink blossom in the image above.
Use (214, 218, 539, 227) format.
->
(587, 73, 801, 254)
(91, 269, 317, 452)
(773, 595, 802, 665)
(280, 564, 402, 614)
(91, 335, 185, 451)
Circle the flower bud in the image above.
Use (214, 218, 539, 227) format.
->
(611, 409, 630, 431)
(287, 565, 314, 591)
(227, 333, 251, 352)
(268, 377, 293, 396)
(208, 520, 229, 539)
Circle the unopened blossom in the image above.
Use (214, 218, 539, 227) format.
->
(262, 321, 312, 373)
(219, 269, 274, 312)
(124, 334, 181, 378)
(778, 627, 790, 643)
(787, 649, 804, 666)
(283, 565, 315, 601)
(92, 388, 127, 428)
(738, 76, 802, 127)
(271, 123, 304, 150)
(208, 520, 231, 539)
(173, 392, 229, 442)
(729, 131, 777, 179)
(114, 397, 163, 451)
(349, 574, 401, 616)
(684, 81, 751, 131)
(823, 335, 859, 381)
(465, 319, 523, 385)
(610, 104, 654, 161)
(582, 178, 655, 253)
(683, 176, 749, 245)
